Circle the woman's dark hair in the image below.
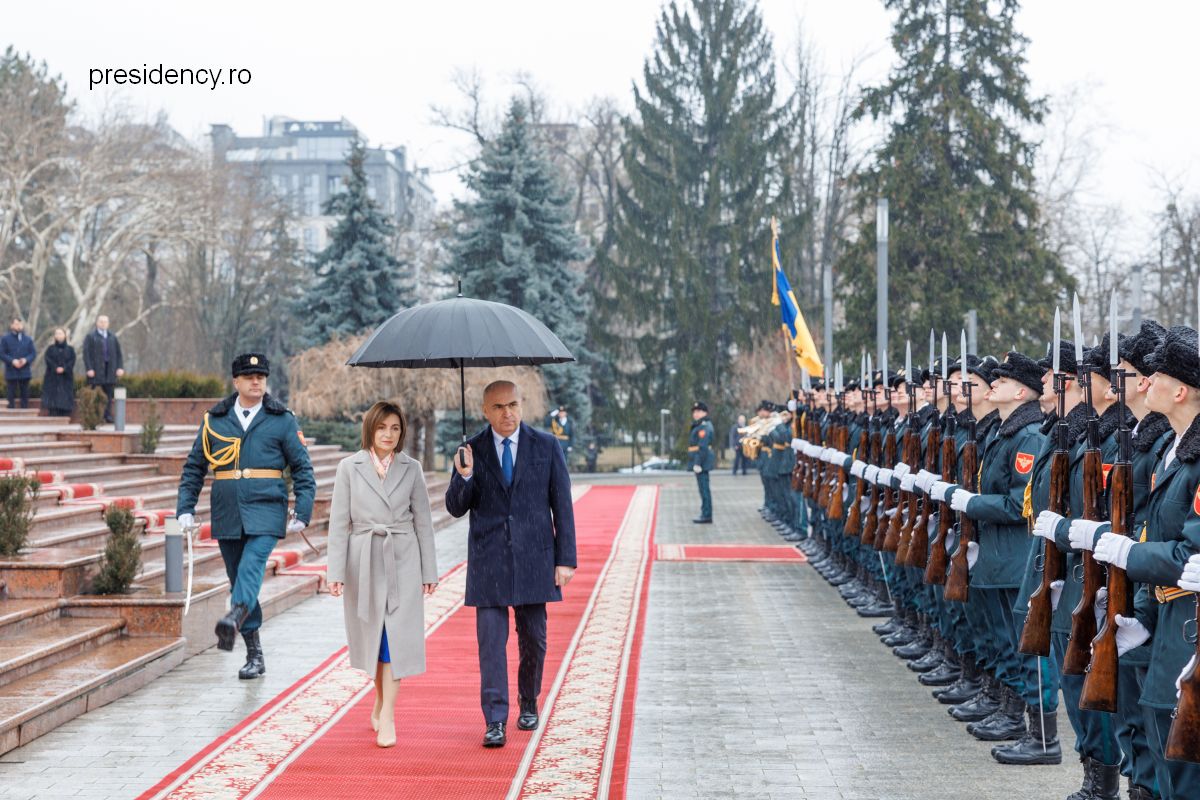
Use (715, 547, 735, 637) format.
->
(361, 401, 407, 453)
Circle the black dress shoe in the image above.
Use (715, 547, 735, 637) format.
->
(893, 637, 932, 660)
(483, 721, 506, 748)
(518, 698, 539, 731)
(872, 617, 902, 636)
(215, 604, 250, 652)
(918, 660, 962, 686)
(693, 517, 713, 524)
(881, 627, 916, 648)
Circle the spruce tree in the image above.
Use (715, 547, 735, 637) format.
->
(451, 99, 591, 430)
(837, 0, 1073, 356)
(302, 138, 409, 345)
(595, 0, 785, 437)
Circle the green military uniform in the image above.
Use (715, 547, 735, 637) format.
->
(688, 403, 715, 522)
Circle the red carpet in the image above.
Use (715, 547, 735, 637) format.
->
(655, 543, 806, 562)
(140, 483, 656, 800)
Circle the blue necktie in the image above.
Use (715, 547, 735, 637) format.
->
(501, 438, 514, 486)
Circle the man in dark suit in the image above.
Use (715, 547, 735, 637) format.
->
(82, 315, 124, 423)
(446, 380, 577, 748)
(0, 318, 37, 409)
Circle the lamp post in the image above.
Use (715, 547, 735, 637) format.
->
(659, 408, 671, 458)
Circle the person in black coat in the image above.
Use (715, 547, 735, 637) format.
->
(41, 328, 76, 418)
(446, 380, 576, 749)
(0, 318, 37, 409)
(82, 315, 124, 423)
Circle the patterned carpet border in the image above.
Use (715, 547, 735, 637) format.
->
(655, 543, 806, 563)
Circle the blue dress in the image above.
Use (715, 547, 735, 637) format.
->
(378, 625, 390, 663)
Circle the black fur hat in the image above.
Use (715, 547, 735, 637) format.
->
(1037, 340, 1078, 375)
(757, 399, 773, 412)
(1146, 326, 1200, 389)
(845, 378, 861, 392)
(1120, 319, 1167, 376)
(231, 352, 270, 377)
(973, 355, 1000, 384)
(991, 351, 1045, 395)
(1083, 337, 1115, 383)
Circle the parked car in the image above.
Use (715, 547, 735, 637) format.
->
(617, 456, 687, 474)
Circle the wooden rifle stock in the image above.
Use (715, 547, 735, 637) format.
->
(1166, 596, 1200, 762)
(874, 428, 897, 551)
(924, 415, 957, 585)
(1080, 460, 1131, 711)
(862, 425, 882, 546)
(844, 428, 868, 536)
(1065, 446, 1107, 675)
(945, 433, 978, 603)
(827, 422, 847, 520)
(790, 397, 803, 492)
(908, 422, 940, 570)
(895, 426, 921, 563)
(1019, 447, 1069, 656)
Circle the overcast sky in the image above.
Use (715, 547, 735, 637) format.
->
(6, 0, 1198, 253)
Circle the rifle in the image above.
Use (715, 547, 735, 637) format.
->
(1064, 342, 1108, 674)
(827, 388, 848, 520)
(925, 404, 958, 585)
(1019, 368, 1070, 656)
(844, 413, 869, 537)
(946, 335, 978, 604)
(1166, 596, 1200, 762)
(862, 388, 883, 547)
(907, 378, 940, 569)
(790, 389, 805, 492)
(1080, 331, 1132, 708)
(874, 413, 898, 551)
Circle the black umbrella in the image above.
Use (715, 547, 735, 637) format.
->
(346, 287, 575, 439)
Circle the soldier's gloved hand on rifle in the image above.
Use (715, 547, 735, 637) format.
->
(949, 489, 976, 513)
(850, 460, 867, 479)
(820, 447, 838, 463)
(1179, 553, 1200, 592)
(692, 465, 703, 474)
(1050, 579, 1064, 612)
(930, 481, 956, 503)
(1094, 532, 1135, 570)
(1068, 519, 1106, 551)
(878, 468, 894, 487)
(914, 470, 938, 493)
(176, 513, 195, 529)
(966, 541, 979, 571)
(1178, 654, 1197, 699)
(859, 495, 872, 514)
(900, 474, 915, 492)
(791, 438, 805, 452)
(864, 465, 880, 484)
(892, 462, 911, 480)
(1033, 510, 1063, 541)
(1114, 614, 1151, 656)
(787, 399, 798, 412)
(884, 507, 898, 518)
(1094, 586, 1109, 628)
(804, 443, 821, 458)
(287, 517, 307, 534)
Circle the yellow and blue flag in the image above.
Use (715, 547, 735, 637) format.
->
(770, 217, 824, 377)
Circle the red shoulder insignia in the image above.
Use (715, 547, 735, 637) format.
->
(1014, 452, 1034, 475)
(698, 429, 706, 438)
(1193, 483, 1200, 517)
(1102, 463, 1113, 489)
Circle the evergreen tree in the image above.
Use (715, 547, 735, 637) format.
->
(302, 138, 409, 345)
(595, 0, 785, 438)
(837, 0, 1073, 357)
(451, 99, 591, 430)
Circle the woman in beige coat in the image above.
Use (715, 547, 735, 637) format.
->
(327, 401, 438, 748)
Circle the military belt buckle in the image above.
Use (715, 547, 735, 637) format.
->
(232, 469, 242, 479)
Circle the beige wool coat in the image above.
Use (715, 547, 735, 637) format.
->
(326, 450, 438, 679)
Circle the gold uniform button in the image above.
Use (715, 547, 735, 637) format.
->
(233, 469, 242, 479)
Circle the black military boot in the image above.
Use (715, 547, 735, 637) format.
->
(1065, 757, 1098, 800)
(949, 673, 1002, 721)
(215, 603, 250, 652)
(893, 623, 933, 660)
(873, 614, 903, 636)
(991, 707, 1061, 765)
(906, 632, 945, 671)
(966, 687, 1027, 741)
(934, 653, 981, 702)
(1126, 784, 1155, 800)
(1089, 761, 1120, 800)
(857, 596, 894, 618)
(238, 630, 266, 679)
(882, 613, 918, 647)
(919, 642, 961, 685)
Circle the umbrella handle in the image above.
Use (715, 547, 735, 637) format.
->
(460, 362, 467, 441)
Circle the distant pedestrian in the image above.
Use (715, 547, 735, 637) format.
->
(689, 401, 715, 523)
(82, 315, 124, 423)
(41, 328, 76, 418)
(0, 318, 37, 410)
(729, 414, 749, 475)
(584, 440, 601, 472)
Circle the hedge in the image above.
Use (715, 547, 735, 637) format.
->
(0, 370, 226, 400)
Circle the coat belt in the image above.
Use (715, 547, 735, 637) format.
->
(214, 469, 284, 480)
(349, 523, 413, 623)
(1155, 585, 1195, 604)
(687, 446, 700, 452)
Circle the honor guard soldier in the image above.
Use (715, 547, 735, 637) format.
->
(549, 406, 574, 461)
(176, 353, 316, 678)
(688, 401, 715, 523)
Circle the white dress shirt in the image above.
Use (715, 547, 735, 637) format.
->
(236, 400, 262, 431)
(463, 425, 520, 481)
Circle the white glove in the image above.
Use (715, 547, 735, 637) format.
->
(1050, 579, 1064, 612)
(1114, 615, 1151, 657)
(1094, 586, 1108, 629)
(842, 484, 849, 502)
(966, 540, 979, 571)
(787, 399, 798, 412)
(1033, 510, 1063, 542)
(287, 517, 308, 534)
(850, 460, 867, 479)
(949, 489, 976, 513)
(900, 474, 916, 492)
(914, 470, 938, 493)
(1068, 519, 1104, 552)
(176, 513, 196, 530)
(1178, 655, 1197, 699)
(892, 462, 911, 480)
(878, 468, 894, 486)
(1180, 553, 1200, 592)
(791, 438, 804, 452)
(820, 447, 837, 463)
(1094, 532, 1135, 570)
(864, 465, 880, 484)
(884, 507, 898, 519)
(693, 465, 703, 474)
(804, 443, 820, 458)
(859, 495, 872, 514)
(931, 481, 955, 502)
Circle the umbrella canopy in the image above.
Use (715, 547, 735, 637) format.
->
(346, 293, 575, 440)
(347, 295, 574, 369)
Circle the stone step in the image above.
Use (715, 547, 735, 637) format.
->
(0, 440, 93, 459)
(27, 521, 118, 550)
(60, 463, 161, 483)
(22, 453, 129, 471)
(0, 408, 42, 418)
(32, 503, 108, 535)
(0, 427, 75, 445)
(0, 616, 125, 689)
(0, 634, 185, 756)
(0, 600, 63, 636)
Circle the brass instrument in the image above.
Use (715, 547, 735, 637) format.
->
(739, 412, 786, 459)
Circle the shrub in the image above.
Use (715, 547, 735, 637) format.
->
(296, 418, 361, 452)
(140, 399, 164, 454)
(0, 475, 38, 557)
(92, 506, 141, 594)
(77, 386, 107, 430)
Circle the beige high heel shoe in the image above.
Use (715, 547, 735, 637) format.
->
(376, 716, 396, 748)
